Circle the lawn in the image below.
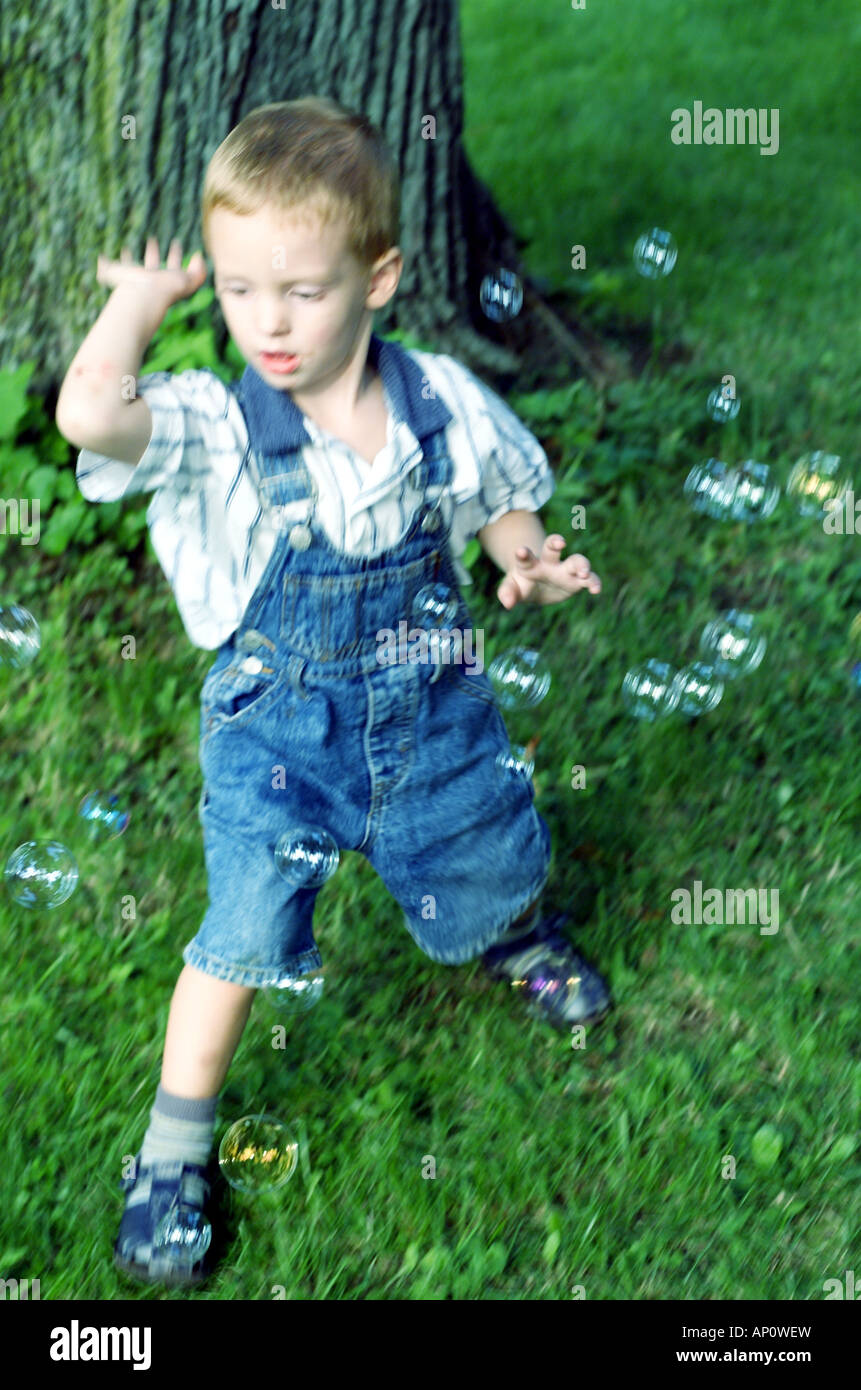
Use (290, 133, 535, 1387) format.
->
(0, 0, 858, 1301)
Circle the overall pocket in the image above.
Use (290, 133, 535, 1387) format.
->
(201, 657, 286, 732)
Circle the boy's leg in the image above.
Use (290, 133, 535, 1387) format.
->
(161, 963, 256, 1098)
(136, 965, 255, 1169)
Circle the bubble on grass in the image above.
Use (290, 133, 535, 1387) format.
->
(4, 840, 78, 908)
(495, 744, 535, 781)
(621, 660, 680, 722)
(79, 791, 130, 842)
(263, 968, 325, 1015)
(670, 662, 724, 717)
(153, 1204, 212, 1266)
(487, 647, 551, 711)
(699, 611, 766, 680)
(785, 452, 851, 520)
(274, 826, 338, 890)
(684, 459, 737, 518)
(218, 1115, 298, 1195)
(707, 386, 740, 423)
(851, 662, 861, 693)
(727, 461, 780, 522)
(479, 269, 523, 322)
(0, 605, 40, 669)
(633, 228, 678, 279)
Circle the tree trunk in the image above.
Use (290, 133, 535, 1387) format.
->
(1, 0, 617, 408)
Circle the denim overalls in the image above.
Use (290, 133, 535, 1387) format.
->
(182, 337, 552, 988)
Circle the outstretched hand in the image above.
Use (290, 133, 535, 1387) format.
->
(497, 534, 601, 609)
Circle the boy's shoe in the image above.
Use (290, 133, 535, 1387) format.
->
(482, 910, 611, 1029)
(114, 1152, 216, 1289)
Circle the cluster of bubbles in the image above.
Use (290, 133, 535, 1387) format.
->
(4, 791, 130, 909)
(2, 602, 133, 910)
(478, 226, 678, 328)
(623, 611, 767, 722)
(684, 452, 851, 525)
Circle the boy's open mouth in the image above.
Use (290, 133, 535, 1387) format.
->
(261, 353, 300, 374)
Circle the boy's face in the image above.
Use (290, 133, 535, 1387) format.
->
(209, 203, 401, 395)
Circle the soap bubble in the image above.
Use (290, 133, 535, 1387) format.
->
(684, 459, 737, 518)
(4, 840, 79, 908)
(411, 583, 457, 630)
(495, 744, 536, 781)
(79, 791, 130, 842)
(218, 1115, 298, 1194)
(0, 605, 40, 669)
(785, 452, 851, 520)
(670, 662, 724, 717)
(621, 660, 681, 722)
(707, 386, 740, 423)
(153, 1203, 212, 1266)
(851, 662, 861, 693)
(728, 461, 780, 522)
(411, 582, 458, 665)
(633, 228, 678, 279)
(274, 826, 338, 890)
(479, 269, 523, 322)
(684, 460, 779, 522)
(263, 968, 325, 1015)
(487, 647, 551, 711)
(699, 611, 766, 680)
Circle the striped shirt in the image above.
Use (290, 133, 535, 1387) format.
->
(75, 333, 555, 650)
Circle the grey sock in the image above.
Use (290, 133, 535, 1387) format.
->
(138, 1084, 218, 1170)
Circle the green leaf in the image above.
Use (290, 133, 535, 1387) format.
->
(827, 1136, 856, 1163)
(751, 1124, 783, 1170)
(0, 363, 35, 442)
(543, 1229, 561, 1263)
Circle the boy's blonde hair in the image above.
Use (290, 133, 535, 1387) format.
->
(201, 96, 400, 271)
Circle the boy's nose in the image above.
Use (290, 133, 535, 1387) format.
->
(257, 298, 292, 335)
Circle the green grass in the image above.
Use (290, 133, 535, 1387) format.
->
(1, 0, 859, 1301)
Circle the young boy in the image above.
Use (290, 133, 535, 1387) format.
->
(55, 97, 610, 1289)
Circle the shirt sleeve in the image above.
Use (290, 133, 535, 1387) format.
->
(75, 369, 223, 502)
(440, 355, 556, 537)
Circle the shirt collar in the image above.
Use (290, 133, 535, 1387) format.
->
(236, 332, 453, 454)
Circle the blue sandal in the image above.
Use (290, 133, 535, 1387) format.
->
(114, 1152, 215, 1288)
(483, 910, 611, 1028)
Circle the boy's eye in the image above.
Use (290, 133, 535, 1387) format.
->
(221, 287, 323, 300)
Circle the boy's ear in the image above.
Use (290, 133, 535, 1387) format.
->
(368, 247, 402, 306)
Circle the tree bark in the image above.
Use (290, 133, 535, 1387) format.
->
(1, 0, 617, 407)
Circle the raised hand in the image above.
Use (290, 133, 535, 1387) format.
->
(96, 236, 208, 310)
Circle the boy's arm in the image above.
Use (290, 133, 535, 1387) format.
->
(476, 508, 547, 575)
(55, 283, 164, 465)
